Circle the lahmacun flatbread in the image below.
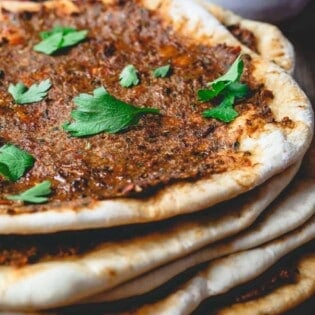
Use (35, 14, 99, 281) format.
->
(0, 164, 298, 311)
(0, 0, 312, 234)
(0, 0, 312, 313)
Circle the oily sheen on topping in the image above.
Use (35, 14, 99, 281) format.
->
(0, 1, 273, 202)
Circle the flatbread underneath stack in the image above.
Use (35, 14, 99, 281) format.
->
(0, 164, 298, 311)
(212, 249, 315, 315)
(116, 216, 315, 315)
(83, 176, 315, 304)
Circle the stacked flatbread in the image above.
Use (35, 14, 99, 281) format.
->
(0, 0, 313, 314)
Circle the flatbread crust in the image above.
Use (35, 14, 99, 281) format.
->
(0, 0, 312, 234)
(213, 253, 315, 315)
(212, 140, 315, 315)
(2, 250, 315, 315)
(6, 252, 315, 315)
(127, 215, 315, 315)
(83, 175, 315, 303)
(0, 164, 298, 311)
(200, 1, 295, 73)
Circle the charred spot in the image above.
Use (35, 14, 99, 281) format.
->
(201, 124, 217, 138)
(261, 89, 274, 100)
(70, 178, 89, 193)
(280, 116, 295, 128)
(19, 11, 34, 21)
(103, 42, 116, 57)
(0, 37, 9, 46)
(117, 0, 128, 6)
(233, 141, 240, 150)
(163, 87, 172, 95)
(0, 137, 6, 147)
(246, 119, 253, 126)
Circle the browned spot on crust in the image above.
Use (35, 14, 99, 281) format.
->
(280, 116, 295, 129)
(228, 24, 258, 53)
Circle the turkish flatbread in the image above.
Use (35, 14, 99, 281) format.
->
(0, 163, 298, 312)
(126, 215, 315, 315)
(0, 0, 312, 234)
(212, 249, 315, 315)
(83, 176, 315, 303)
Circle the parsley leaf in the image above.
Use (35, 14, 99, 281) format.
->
(40, 26, 76, 39)
(8, 79, 52, 105)
(225, 81, 249, 98)
(63, 87, 160, 137)
(153, 64, 171, 78)
(198, 86, 224, 102)
(198, 55, 244, 102)
(0, 144, 35, 181)
(203, 94, 238, 123)
(198, 55, 249, 123)
(119, 65, 139, 88)
(210, 54, 244, 86)
(34, 26, 88, 55)
(7, 180, 52, 204)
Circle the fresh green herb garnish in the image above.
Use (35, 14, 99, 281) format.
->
(34, 26, 88, 55)
(7, 180, 52, 204)
(226, 81, 249, 98)
(202, 94, 238, 123)
(153, 64, 171, 78)
(63, 87, 160, 137)
(8, 79, 52, 105)
(40, 26, 77, 40)
(119, 65, 140, 88)
(198, 55, 244, 102)
(198, 55, 248, 123)
(0, 144, 35, 181)
(209, 55, 244, 86)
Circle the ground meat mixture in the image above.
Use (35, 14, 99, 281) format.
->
(228, 24, 258, 52)
(0, 1, 274, 205)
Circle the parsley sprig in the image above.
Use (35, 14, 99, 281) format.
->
(34, 26, 88, 55)
(203, 94, 238, 122)
(0, 144, 35, 181)
(153, 64, 171, 78)
(63, 87, 160, 137)
(119, 65, 140, 88)
(198, 55, 249, 123)
(7, 180, 52, 204)
(9, 79, 52, 105)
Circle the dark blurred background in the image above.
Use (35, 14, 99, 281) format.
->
(278, 0, 315, 105)
(279, 1, 315, 313)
